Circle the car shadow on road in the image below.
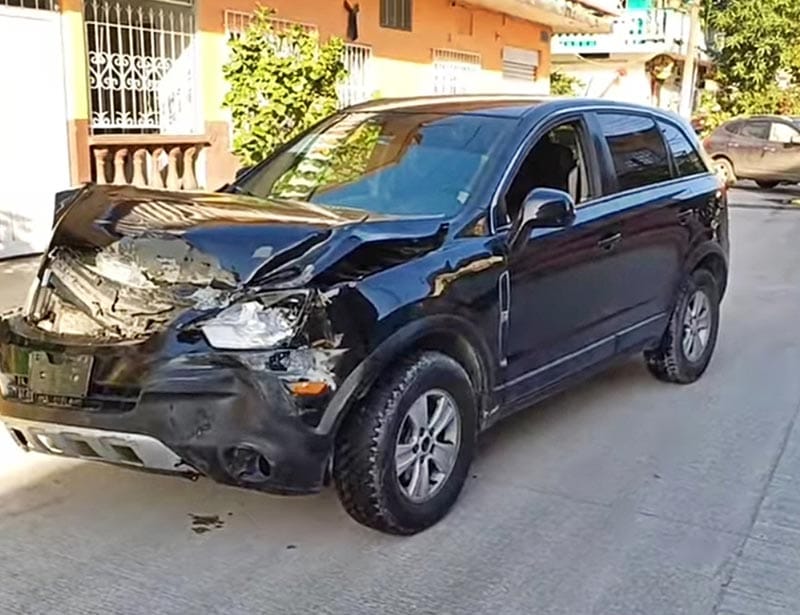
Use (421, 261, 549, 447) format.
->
(733, 182, 800, 208)
(0, 357, 652, 544)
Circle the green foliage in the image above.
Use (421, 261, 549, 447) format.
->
(550, 70, 584, 97)
(222, 7, 347, 166)
(708, 0, 800, 116)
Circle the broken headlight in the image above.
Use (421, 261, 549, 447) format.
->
(201, 292, 308, 350)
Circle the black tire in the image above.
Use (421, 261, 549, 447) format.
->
(645, 268, 721, 384)
(714, 158, 737, 186)
(756, 180, 779, 190)
(334, 351, 477, 535)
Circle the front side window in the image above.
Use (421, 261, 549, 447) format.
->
(740, 121, 769, 140)
(659, 121, 707, 177)
(236, 112, 512, 218)
(769, 122, 800, 144)
(505, 121, 591, 223)
(598, 113, 671, 192)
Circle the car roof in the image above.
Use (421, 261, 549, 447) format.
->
(729, 115, 793, 123)
(345, 94, 686, 124)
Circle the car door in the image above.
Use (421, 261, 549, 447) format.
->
(762, 121, 800, 181)
(736, 120, 771, 177)
(583, 112, 685, 354)
(501, 115, 623, 404)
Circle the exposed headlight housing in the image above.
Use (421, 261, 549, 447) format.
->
(201, 292, 309, 350)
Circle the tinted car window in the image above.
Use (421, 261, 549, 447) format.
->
(237, 112, 513, 218)
(598, 113, 671, 192)
(725, 121, 742, 135)
(659, 121, 707, 177)
(740, 121, 769, 140)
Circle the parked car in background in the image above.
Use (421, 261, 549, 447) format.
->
(0, 97, 729, 535)
(704, 115, 800, 188)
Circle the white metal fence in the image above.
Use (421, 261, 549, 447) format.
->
(84, 0, 199, 134)
(223, 9, 317, 40)
(339, 43, 374, 108)
(0, 0, 56, 9)
(432, 49, 481, 95)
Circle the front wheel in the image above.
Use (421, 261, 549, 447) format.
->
(645, 269, 721, 384)
(334, 351, 477, 535)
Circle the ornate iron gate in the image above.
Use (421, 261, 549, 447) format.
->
(84, 0, 199, 134)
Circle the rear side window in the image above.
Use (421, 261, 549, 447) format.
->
(740, 121, 769, 140)
(724, 121, 742, 135)
(597, 113, 671, 192)
(658, 121, 707, 177)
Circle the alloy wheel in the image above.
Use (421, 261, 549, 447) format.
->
(394, 389, 461, 503)
(682, 289, 712, 362)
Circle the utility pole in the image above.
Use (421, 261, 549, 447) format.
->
(679, 0, 702, 118)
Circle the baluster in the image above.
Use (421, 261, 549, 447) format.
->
(93, 148, 109, 184)
(182, 146, 198, 190)
(113, 148, 128, 185)
(166, 146, 182, 190)
(132, 148, 148, 187)
(150, 147, 165, 188)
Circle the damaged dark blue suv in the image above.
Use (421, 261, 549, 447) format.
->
(0, 96, 729, 534)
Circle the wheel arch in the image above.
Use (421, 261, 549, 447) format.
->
(690, 246, 728, 299)
(319, 315, 497, 437)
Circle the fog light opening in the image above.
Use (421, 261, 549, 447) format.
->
(222, 444, 272, 484)
(9, 428, 29, 449)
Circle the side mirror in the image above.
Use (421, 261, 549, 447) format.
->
(510, 188, 576, 250)
(235, 166, 253, 180)
(789, 135, 800, 146)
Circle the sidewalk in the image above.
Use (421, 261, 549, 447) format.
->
(0, 255, 39, 312)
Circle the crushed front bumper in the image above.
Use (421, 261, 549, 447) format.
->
(0, 322, 336, 495)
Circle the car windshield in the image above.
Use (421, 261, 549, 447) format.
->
(234, 111, 513, 218)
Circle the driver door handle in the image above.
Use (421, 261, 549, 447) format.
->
(597, 232, 622, 251)
(763, 146, 778, 153)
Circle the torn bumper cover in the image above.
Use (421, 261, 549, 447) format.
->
(0, 320, 337, 495)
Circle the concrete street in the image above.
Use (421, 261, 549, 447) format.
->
(1, 184, 800, 614)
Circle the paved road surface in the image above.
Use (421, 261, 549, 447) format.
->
(2, 186, 800, 614)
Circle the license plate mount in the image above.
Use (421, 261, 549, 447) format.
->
(29, 351, 94, 398)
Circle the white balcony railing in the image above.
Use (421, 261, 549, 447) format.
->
(552, 9, 695, 56)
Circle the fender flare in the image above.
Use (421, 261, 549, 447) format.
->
(683, 241, 729, 298)
(317, 313, 497, 435)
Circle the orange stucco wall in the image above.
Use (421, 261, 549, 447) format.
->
(198, 0, 551, 74)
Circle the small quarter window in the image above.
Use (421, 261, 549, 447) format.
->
(658, 121, 707, 177)
(597, 113, 671, 192)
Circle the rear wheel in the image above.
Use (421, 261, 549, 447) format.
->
(645, 269, 720, 384)
(756, 180, 779, 190)
(714, 158, 736, 186)
(334, 351, 477, 535)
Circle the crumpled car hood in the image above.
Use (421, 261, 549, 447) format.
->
(51, 184, 448, 287)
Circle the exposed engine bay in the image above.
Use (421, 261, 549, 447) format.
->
(28, 235, 236, 340)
